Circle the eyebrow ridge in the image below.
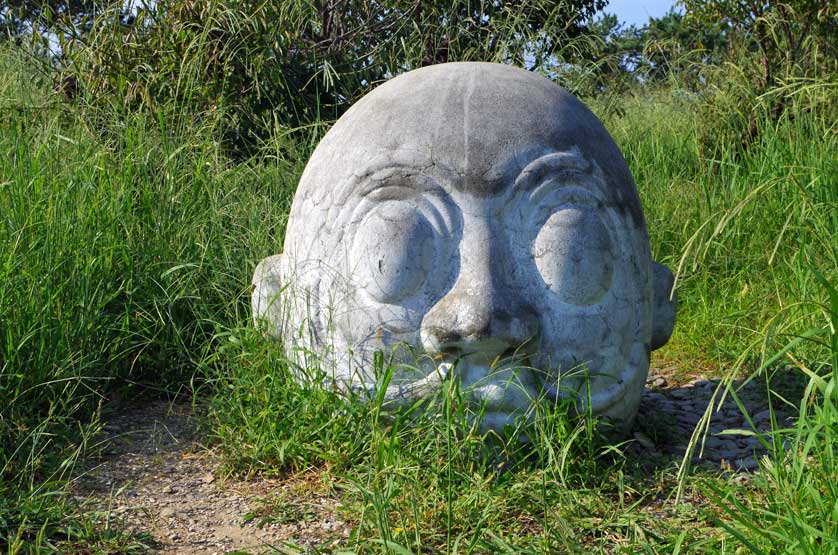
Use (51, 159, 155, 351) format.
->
(513, 151, 592, 194)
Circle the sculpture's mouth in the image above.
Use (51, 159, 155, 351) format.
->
(379, 341, 647, 425)
(379, 358, 537, 432)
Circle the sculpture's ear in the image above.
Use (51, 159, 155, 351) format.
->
(651, 261, 677, 350)
(252, 254, 287, 332)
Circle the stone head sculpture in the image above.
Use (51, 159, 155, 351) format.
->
(253, 62, 676, 431)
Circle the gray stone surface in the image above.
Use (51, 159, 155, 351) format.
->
(253, 62, 677, 431)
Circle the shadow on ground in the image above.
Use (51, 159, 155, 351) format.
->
(629, 364, 802, 471)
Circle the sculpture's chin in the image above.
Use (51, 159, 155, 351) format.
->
(551, 340, 648, 431)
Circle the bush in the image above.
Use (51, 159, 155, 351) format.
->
(55, 0, 604, 158)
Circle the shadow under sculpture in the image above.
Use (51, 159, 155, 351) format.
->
(253, 62, 677, 433)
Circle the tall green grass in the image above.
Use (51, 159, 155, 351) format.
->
(704, 280, 837, 554)
(603, 88, 837, 366)
(602, 87, 838, 553)
(204, 325, 697, 554)
(0, 46, 299, 547)
(0, 38, 836, 553)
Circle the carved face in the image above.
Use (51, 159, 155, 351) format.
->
(253, 63, 676, 430)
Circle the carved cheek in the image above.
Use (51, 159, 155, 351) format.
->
(533, 208, 615, 306)
(350, 201, 436, 304)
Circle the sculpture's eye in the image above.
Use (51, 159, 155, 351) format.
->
(351, 202, 436, 303)
(532, 207, 614, 305)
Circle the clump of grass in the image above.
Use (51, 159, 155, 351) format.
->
(605, 76, 837, 553)
(204, 322, 732, 554)
(599, 83, 838, 366)
(0, 44, 300, 549)
(701, 273, 838, 555)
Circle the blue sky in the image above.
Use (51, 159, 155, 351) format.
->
(604, 0, 679, 28)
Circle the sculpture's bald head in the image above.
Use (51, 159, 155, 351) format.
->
(256, 62, 677, 432)
(298, 62, 643, 225)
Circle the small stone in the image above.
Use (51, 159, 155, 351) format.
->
(651, 377, 667, 388)
(718, 448, 747, 460)
(730, 474, 751, 486)
(749, 435, 769, 449)
(676, 423, 695, 435)
(633, 431, 656, 450)
(162, 484, 176, 494)
(721, 416, 741, 427)
(677, 412, 700, 426)
(704, 436, 725, 450)
(734, 457, 759, 471)
(160, 508, 176, 518)
(643, 392, 668, 405)
(756, 421, 775, 433)
(658, 399, 676, 411)
(752, 409, 772, 423)
(201, 472, 215, 484)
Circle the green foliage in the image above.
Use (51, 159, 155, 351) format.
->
(603, 80, 837, 553)
(703, 275, 838, 554)
(53, 0, 605, 158)
(682, 0, 838, 153)
(205, 324, 714, 554)
(0, 0, 116, 42)
(582, 8, 727, 93)
(0, 44, 299, 550)
(601, 86, 837, 361)
(0, 2, 836, 551)
(642, 8, 727, 83)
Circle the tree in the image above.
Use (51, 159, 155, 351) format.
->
(53, 0, 607, 156)
(642, 8, 727, 83)
(578, 7, 729, 94)
(0, 0, 130, 47)
(681, 0, 838, 150)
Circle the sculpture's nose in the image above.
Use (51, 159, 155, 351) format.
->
(420, 218, 539, 362)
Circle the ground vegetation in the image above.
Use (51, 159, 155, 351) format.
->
(0, 1, 836, 553)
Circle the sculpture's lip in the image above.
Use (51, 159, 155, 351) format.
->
(380, 361, 451, 406)
(379, 359, 533, 412)
(379, 357, 533, 412)
(378, 341, 646, 418)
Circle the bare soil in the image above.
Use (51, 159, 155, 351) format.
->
(70, 362, 797, 554)
(71, 400, 349, 555)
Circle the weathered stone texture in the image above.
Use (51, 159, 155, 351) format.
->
(253, 62, 677, 431)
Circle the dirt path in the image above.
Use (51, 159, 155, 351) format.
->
(71, 400, 349, 555)
(70, 365, 795, 554)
